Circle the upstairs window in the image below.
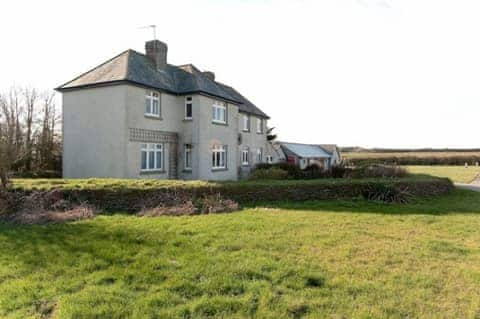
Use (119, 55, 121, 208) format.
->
(256, 118, 263, 133)
(241, 148, 249, 166)
(242, 114, 250, 132)
(145, 91, 160, 117)
(212, 101, 227, 124)
(184, 144, 192, 170)
(185, 96, 193, 120)
(212, 145, 227, 169)
(141, 143, 163, 171)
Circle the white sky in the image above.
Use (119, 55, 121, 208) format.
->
(0, 0, 478, 148)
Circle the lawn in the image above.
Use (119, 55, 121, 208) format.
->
(405, 165, 480, 183)
(2, 190, 480, 318)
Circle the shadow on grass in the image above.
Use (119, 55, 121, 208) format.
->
(243, 189, 480, 216)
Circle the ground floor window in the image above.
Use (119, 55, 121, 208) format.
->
(184, 144, 192, 170)
(257, 148, 263, 163)
(141, 143, 163, 171)
(242, 148, 249, 166)
(266, 155, 273, 163)
(212, 145, 227, 169)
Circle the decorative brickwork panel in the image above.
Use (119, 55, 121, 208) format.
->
(129, 128, 178, 144)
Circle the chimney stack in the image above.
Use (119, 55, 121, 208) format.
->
(202, 71, 215, 81)
(145, 40, 168, 70)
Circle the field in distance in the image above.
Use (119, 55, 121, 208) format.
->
(405, 165, 480, 183)
(342, 151, 480, 159)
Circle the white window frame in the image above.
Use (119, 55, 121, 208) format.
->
(256, 118, 263, 133)
(212, 145, 227, 169)
(242, 114, 250, 132)
(241, 148, 249, 166)
(257, 148, 263, 162)
(145, 91, 161, 118)
(266, 155, 273, 164)
(184, 144, 192, 170)
(141, 143, 164, 171)
(185, 96, 193, 120)
(212, 101, 227, 124)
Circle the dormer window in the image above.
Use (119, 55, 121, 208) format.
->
(145, 91, 160, 117)
(185, 96, 193, 120)
(212, 101, 227, 124)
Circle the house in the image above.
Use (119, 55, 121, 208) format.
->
(276, 142, 341, 169)
(56, 39, 271, 181)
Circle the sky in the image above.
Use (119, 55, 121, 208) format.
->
(0, 0, 479, 148)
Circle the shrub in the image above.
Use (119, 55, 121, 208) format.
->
(330, 164, 349, 178)
(249, 167, 289, 180)
(362, 183, 412, 203)
(353, 164, 408, 178)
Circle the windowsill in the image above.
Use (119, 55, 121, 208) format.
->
(211, 168, 228, 172)
(241, 164, 250, 167)
(212, 121, 228, 126)
(242, 129, 250, 133)
(256, 131, 263, 134)
(183, 168, 192, 173)
(183, 118, 193, 122)
(145, 115, 162, 120)
(140, 170, 166, 175)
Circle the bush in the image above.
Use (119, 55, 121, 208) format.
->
(249, 167, 289, 180)
(13, 170, 61, 179)
(362, 183, 412, 203)
(352, 164, 408, 178)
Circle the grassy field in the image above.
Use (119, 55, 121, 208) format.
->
(1, 190, 480, 318)
(405, 166, 480, 183)
(343, 151, 480, 159)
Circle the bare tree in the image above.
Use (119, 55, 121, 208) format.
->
(23, 87, 37, 171)
(0, 86, 61, 180)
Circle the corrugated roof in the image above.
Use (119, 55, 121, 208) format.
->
(57, 50, 269, 118)
(281, 142, 332, 158)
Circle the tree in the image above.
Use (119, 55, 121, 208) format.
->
(0, 86, 61, 179)
(267, 127, 277, 142)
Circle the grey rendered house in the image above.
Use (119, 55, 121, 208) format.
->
(57, 40, 270, 181)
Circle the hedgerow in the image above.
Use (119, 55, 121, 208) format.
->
(1, 177, 454, 215)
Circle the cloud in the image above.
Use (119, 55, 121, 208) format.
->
(356, 0, 392, 9)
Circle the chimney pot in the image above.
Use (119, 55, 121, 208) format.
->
(145, 40, 168, 70)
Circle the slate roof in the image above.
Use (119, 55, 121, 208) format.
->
(280, 142, 332, 159)
(56, 49, 269, 118)
(317, 144, 339, 155)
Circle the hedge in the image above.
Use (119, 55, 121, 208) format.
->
(3, 177, 454, 213)
(348, 156, 480, 166)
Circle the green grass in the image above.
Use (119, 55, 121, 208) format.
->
(405, 165, 480, 183)
(2, 190, 480, 318)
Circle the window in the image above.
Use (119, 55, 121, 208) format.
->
(256, 118, 263, 133)
(257, 148, 263, 162)
(141, 143, 163, 171)
(184, 144, 192, 170)
(212, 101, 227, 124)
(242, 114, 250, 131)
(212, 145, 227, 169)
(266, 155, 273, 164)
(185, 96, 193, 120)
(145, 91, 160, 117)
(241, 148, 249, 166)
